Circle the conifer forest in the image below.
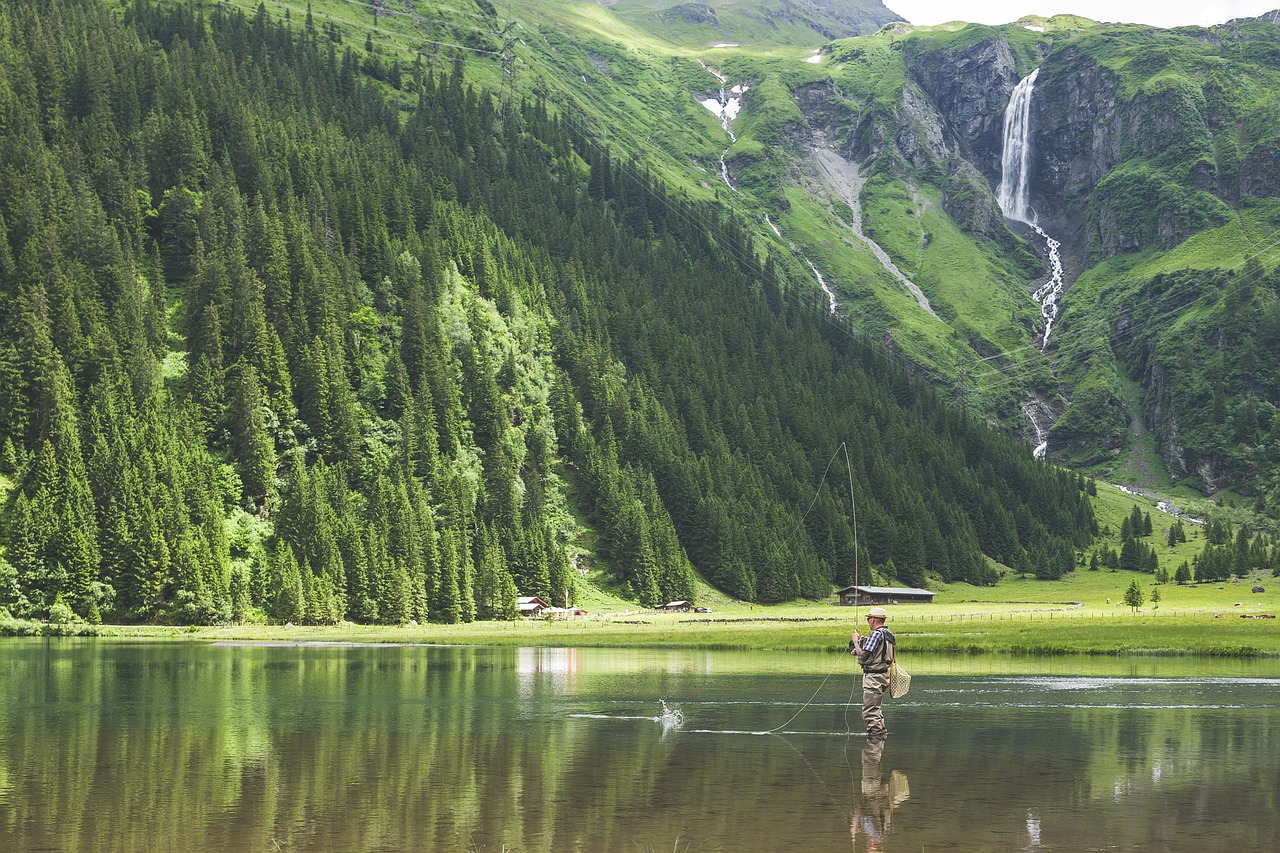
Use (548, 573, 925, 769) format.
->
(0, 0, 1097, 625)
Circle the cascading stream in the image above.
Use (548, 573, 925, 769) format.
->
(765, 214, 838, 314)
(1000, 68, 1064, 461)
(998, 69, 1038, 223)
(999, 68, 1065, 350)
(697, 61, 748, 193)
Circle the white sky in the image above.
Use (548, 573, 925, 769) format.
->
(883, 1, 1280, 28)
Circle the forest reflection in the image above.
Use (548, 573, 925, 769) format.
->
(1, 642, 1276, 852)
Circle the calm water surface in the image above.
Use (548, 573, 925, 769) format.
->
(1, 640, 1277, 852)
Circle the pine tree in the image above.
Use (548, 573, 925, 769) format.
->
(1123, 579, 1144, 611)
(432, 529, 463, 624)
(273, 540, 305, 624)
(228, 359, 277, 506)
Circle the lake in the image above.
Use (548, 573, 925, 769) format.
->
(1, 640, 1277, 852)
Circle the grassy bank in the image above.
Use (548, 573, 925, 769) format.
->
(8, 594, 1274, 657)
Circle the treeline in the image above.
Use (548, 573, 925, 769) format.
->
(1089, 504, 1280, 584)
(0, 0, 1094, 624)
(1185, 516, 1280, 584)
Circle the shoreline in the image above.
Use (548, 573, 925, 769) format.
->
(5, 609, 1277, 658)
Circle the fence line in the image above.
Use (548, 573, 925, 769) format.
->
(888, 609, 1195, 621)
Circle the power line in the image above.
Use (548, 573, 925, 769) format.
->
(224, 0, 509, 56)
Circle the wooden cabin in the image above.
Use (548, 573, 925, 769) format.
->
(657, 600, 692, 612)
(835, 585, 935, 606)
(517, 596, 550, 617)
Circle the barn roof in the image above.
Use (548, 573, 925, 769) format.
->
(836, 585, 934, 597)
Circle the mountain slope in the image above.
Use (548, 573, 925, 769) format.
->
(0, 0, 1096, 624)
(467, 5, 1280, 506)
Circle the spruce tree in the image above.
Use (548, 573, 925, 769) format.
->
(228, 359, 277, 506)
(1123, 579, 1144, 611)
(273, 541, 305, 624)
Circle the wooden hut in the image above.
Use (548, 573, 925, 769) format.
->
(835, 585, 935, 606)
(517, 596, 550, 617)
(542, 606, 588, 620)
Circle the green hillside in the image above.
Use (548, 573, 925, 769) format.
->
(185, 6, 1280, 486)
(0, 0, 1101, 627)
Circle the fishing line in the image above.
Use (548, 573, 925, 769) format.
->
(843, 659, 859, 735)
(754, 442, 859, 735)
(748, 441, 858, 588)
(759, 652, 849, 734)
(842, 683, 860, 789)
(767, 727, 851, 801)
(843, 441, 858, 626)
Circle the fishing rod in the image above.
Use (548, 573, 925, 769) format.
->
(760, 441, 861, 735)
(658, 442, 863, 736)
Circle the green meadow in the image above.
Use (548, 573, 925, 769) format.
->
(19, 568, 1272, 656)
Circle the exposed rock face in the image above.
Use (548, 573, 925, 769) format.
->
(799, 35, 1025, 241)
(785, 22, 1280, 493)
(791, 80, 845, 144)
(1028, 54, 1121, 238)
(893, 84, 948, 171)
(797, 24, 1276, 260)
(659, 3, 717, 25)
(1241, 142, 1280, 198)
(902, 35, 1020, 179)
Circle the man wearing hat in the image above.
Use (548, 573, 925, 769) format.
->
(849, 606, 895, 738)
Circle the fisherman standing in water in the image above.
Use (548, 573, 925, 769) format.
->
(849, 606, 895, 738)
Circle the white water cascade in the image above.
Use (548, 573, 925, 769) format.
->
(1000, 69, 1065, 461)
(698, 62, 749, 192)
(1022, 400, 1050, 461)
(806, 258, 839, 314)
(765, 215, 837, 314)
(997, 69, 1038, 222)
(999, 68, 1065, 350)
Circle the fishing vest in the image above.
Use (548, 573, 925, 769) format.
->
(861, 628, 895, 674)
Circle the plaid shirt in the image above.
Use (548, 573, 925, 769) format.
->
(860, 626, 894, 656)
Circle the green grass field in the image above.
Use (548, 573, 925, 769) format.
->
(21, 567, 1269, 656)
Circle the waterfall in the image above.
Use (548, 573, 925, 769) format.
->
(1000, 68, 1066, 459)
(697, 61, 748, 192)
(805, 258, 838, 314)
(998, 68, 1039, 223)
(764, 214, 837, 314)
(999, 68, 1066, 350)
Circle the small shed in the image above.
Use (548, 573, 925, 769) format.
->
(836, 585, 935, 606)
(658, 600, 692, 612)
(542, 606, 588, 620)
(517, 596, 550, 618)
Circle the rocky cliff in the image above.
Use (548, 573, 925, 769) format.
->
(782, 18, 1280, 496)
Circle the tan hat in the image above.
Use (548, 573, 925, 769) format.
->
(867, 606, 888, 619)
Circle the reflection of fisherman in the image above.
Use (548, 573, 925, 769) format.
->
(849, 737, 910, 851)
(848, 606, 895, 738)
